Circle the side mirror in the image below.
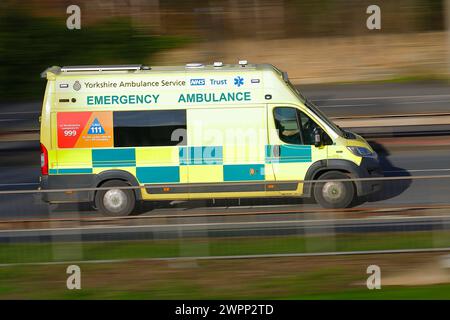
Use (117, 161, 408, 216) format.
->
(313, 127, 323, 147)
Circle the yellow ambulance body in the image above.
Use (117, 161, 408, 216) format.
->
(39, 63, 382, 216)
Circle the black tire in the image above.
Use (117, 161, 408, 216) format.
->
(95, 180, 136, 216)
(313, 171, 355, 209)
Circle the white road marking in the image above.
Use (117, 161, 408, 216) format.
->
(320, 99, 450, 108)
(313, 94, 450, 102)
(386, 168, 450, 173)
(395, 100, 450, 105)
(319, 103, 376, 108)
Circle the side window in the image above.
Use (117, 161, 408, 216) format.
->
(273, 107, 302, 144)
(113, 110, 186, 147)
(297, 111, 318, 145)
(297, 111, 332, 145)
(274, 107, 332, 145)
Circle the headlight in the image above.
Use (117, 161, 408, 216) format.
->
(347, 146, 376, 158)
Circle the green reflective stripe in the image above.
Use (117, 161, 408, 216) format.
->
(49, 168, 93, 174)
(179, 146, 223, 165)
(92, 148, 136, 167)
(137, 166, 180, 183)
(266, 145, 312, 163)
(223, 164, 265, 182)
(93, 162, 136, 168)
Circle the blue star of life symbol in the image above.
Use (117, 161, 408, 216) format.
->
(234, 76, 244, 87)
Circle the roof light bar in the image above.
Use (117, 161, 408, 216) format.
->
(61, 65, 144, 72)
(186, 63, 204, 68)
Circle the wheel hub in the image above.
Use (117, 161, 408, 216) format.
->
(322, 181, 345, 203)
(103, 189, 128, 213)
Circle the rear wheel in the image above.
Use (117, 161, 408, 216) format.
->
(313, 171, 355, 209)
(95, 180, 135, 216)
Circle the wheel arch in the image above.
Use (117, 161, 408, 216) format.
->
(89, 170, 142, 202)
(303, 159, 365, 197)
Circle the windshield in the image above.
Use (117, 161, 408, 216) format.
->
(304, 99, 344, 137)
(286, 80, 344, 137)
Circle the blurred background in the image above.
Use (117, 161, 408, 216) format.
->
(1, 0, 450, 299)
(0, 0, 449, 101)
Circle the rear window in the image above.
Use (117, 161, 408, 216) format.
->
(113, 110, 186, 147)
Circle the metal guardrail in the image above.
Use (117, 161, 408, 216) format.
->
(0, 174, 449, 265)
(0, 212, 449, 265)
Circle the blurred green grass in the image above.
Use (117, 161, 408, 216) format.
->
(0, 8, 189, 101)
(1, 230, 449, 299)
(0, 230, 449, 264)
(1, 254, 450, 299)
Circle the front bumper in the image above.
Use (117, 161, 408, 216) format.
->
(356, 157, 383, 196)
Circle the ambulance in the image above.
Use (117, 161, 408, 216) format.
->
(39, 62, 383, 216)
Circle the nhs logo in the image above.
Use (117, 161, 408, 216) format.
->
(190, 78, 205, 86)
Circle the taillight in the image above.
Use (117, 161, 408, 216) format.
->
(40, 143, 48, 175)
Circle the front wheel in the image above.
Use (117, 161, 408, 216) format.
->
(95, 180, 136, 216)
(313, 171, 355, 209)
